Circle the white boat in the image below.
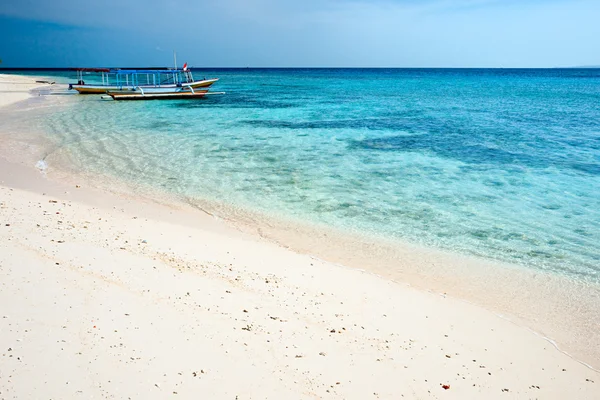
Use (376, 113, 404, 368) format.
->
(106, 85, 225, 101)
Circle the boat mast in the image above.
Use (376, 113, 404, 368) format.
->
(173, 50, 178, 85)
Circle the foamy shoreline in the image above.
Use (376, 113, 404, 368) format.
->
(1, 73, 599, 398)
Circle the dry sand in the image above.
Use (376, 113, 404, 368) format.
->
(0, 74, 598, 399)
(0, 74, 53, 108)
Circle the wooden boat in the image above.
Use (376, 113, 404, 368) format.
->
(69, 68, 218, 94)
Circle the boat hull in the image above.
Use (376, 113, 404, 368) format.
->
(108, 89, 210, 101)
(71, 78, 219, 94)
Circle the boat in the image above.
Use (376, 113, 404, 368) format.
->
(69, 68, 218, 94)
(105, 85, 225, 101)
(108, 87, 207, 101)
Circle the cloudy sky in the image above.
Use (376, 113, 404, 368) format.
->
(1, 0, 599, 67)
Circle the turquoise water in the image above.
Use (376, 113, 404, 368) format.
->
(4, 69, 600, 282)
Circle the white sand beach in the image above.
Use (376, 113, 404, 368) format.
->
(0, 74, 598, 399)
(0, 74, 51, 108)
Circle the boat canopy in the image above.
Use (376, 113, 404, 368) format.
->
(112, 69, 190, 74)
(109, 69, 196, 86)
(70, 68, 192, 74)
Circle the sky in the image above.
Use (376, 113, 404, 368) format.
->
(0, 0, 599, 68)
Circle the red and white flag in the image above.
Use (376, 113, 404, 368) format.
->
(183, 63, 188, 71)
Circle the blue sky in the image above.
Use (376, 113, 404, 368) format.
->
(1, 0, 599, 67)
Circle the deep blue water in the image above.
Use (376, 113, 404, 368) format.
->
(4, 68, 600, 282)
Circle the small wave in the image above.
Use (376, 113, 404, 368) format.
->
(35, 159, 48, 174)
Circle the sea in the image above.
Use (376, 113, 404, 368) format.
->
(1, 68, 599, 284)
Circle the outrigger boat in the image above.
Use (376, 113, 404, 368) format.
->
(69, 67, 218, 94)
(107, 87, 224, 101)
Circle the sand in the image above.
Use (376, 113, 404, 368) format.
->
(0, 73, 598, 399)
(0, 74, 53, 108)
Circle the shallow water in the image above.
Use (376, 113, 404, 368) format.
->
(2, 68, 600, 282)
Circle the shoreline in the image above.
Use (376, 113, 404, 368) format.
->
(2, 155, 599, 399)
(3, 124, 600, 368)
(3, 154, 600, 368)
(1, 73, 599, 397)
